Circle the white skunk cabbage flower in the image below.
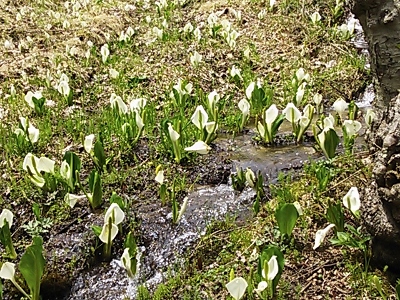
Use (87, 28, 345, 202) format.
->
(262, 255, 279, 281)
(332, 98, 348, 119)
(190, 51, 202, 66)
(168, 123, 180, 142)
(282, 103, 301, 124)
(343, 187, 360, 214)
(365, 109, 376, 127)
(313, 224, 335, 250)
(310, 11, 321, 24)
(226, 277, 248, 300)
(25, 91, 42, 109)
(110, 93, 128, 114)
(184, 141, 211, 154)
(155, 169, 164, 184)
(84, 134, 95, 154)
(104, 203, 125, 225)
(64, 194, 86, 208)
(343, 120, 362, 137)
(245, 168, 255, 187)
(0, 209, 13, 228)
(100, 44, 109, 63)
(191, 105, 208, 129)
(0, 262, 15, 280)
(99, 222, 118, 244)
(238, 99, 250, 119)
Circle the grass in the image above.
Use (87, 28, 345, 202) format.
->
(0, 0, 396, 299)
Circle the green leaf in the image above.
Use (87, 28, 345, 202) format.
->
(395, 282, 400, 299)
(93, 140, 106, 172)
(88, 171, 103, 209)
(0, 222, 17, 259)
(110, 192, 125, 210)
(275, 203, 298, 237)
(92, 225, 102, 237)
(326, 201, 344, 232)
(19, 236, 45, 300)
(323, 128, 339, 159)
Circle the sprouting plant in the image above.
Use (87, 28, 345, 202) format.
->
(0, 209, 17, 259)
(342, 120, 362, 155)
(22, 153, 56, 191)
(313, 118, 340, 159)
(83, 134, 111, 173)
(245, 80, 273, 114)
(155, 165, 167, 205)
(256, 104, 285, 144)
(190, 105, 217, 144)
(161, 120, 183, 163)
(22, 203, 53, 238)
(172, 196, 189, 224)
(348, 101, 359, 120)
(282, 103, 315, 143)
(14, 117, 39, 151)
(121, 232, 138, 278)
(365, 109, 376, 127)
(60, 151, 81, 191)
(238, 99, 250, 131)
(94, 203, 125, 261)
(24, 91, 45, 115)
(231, 167, 247, 191)
(256, 245, 285, 299)
(310, 11, 321, 25)
(0, 236, 45, 300)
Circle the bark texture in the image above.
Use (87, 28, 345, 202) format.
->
(353, 0, 400, 271)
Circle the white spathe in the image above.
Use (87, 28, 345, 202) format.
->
(191, 105, 208, 130)
(245, 82, 255, 100)
(226, 276, 248, 300)
(313, 224, 335, 250)
(184, 141, 211, 154)
(265, 104, 279, 133)
(110, 93, 128, 115)
(238, 99, 250, 118)
(0, 262, 15, 280)
(0, 209, 13, 228)
(343, 120, 362, 137)
(168, 123, 180, 142)
(64, 194, 86, 208)
(99, 222, 119, 244)
(104, 203, 125, 225)
(282, 103, 301, 124)
(343, 187, 360, 214)
(332, 98, 348, 117)
(261, 255, 279, 281)
(155, 170, 164, 184)
(365, 109, 376, 127)
(84, 134, 95, 154)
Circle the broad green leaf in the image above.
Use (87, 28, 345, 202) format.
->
(92, 225, 102, 237)
(326, 201, 344, 232)
(275, 203, 298, 237)
(19, 236, 45, 300)
(89, 171, 102, 209)
(323, 128, 339, 159)
(93, 140, 106, 172)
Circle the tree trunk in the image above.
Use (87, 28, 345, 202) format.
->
(353, 0, 400, 272)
